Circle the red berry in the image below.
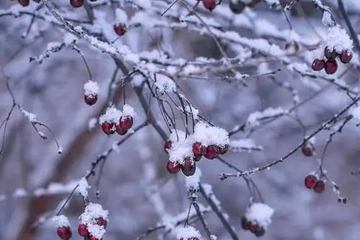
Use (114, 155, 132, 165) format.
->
(84, 94, 98, 106)
(241, 217, 251, 231)
(70, 0, 84, 8)
(164, 140, 172, 153)
(18, 0, 30, 6)
(96, 217, 107, 227)
(249, 222, 258, 234)
(301, 142, 314, 157)
(313, 180, 325, 193)
(202, 0, 216, 11)
(88, 236, 101, 240)
(119, 116, 133, 130)
(115, 124, 127, 135)
(324, 60, 338, 75)
(204, 145, 220, 159)
(181, 158, 196, 176)
(219, 144, 229, 155)
(304, 174, 317, 189)
(324, 47, 337, 60)
(101, 122, 114, 135)
(339, 50, 352, 64)
(311, 59, 325, 71)
(77, 224, 88, 237)
(57, 226, 72, 240)
(166, 161, 181, 174)
(192, 142, 206, 156)
(114, 24, 126, 36)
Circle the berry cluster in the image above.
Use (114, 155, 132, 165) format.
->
(241, 202, 274, 238)
(99, 105, 136, 135)
(177, 226, 201, 240)
(202, 0, 216, 11)
(304, 174, 325, 193)
(84, 80, 100, 106)
(312, 47, 352, 75)
(241, 217, 265, 237)
(165, 122, 230, 176)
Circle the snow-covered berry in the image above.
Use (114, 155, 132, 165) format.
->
(164, 140, 172, 153)
(84, 95, 98, 106)
(119, 116, 133, 130)
(339, 50, 352, 64)
(101, 122, 114, 135)
(182, 158, 196, 176)
(324, 60, 338, 75)
(241, 216, 251, 230)
(77, 224, 88, 237)
(202, 0, 216, 11)
(115, 124, 127, 135)
(166, 161, 181, 174)
(324, 47, 337, 60)
(301, 142, 314, 157)
(304, 174, 317, 189)
(192, 142, 206, 156)
(57, 226, 72, 240)
(313, 180, 325, 193)
(311, 59, 325, 71)
(219, 144, 229, 155)
(88, 236, 101, 240)
(204, 145, 220, 159)
(96, 217, 107, 227)
(114, 24, 126, 36)
(70, 0, 84, 8)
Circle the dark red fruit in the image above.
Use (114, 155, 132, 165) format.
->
(101, 122, 114, 135)
(219, 144, 229, 155)
(324, 47, 337, 60)
(202, 0, 216, 11)
(96, 217, 107, 227)
(115, 124, 127, 135)
(301, 142, 314, 157)
(119, 116, 133, 130)
(182, 158, 196, 176)
(192, 142, 206, 156)
(313, 180, 325, 193)
(164, 140, 172, 153)
(204, 145, 220, 159)
(84, 94, 98, 106)
(70, 0, 84, 8)
(324, 60, 338, 75)
(77, 224, 88, 237)
(114, 24, 126, 36)
(241, 217, 251, 230)
(311, 59, 325, 71)
(339, 51, 352, 64)
(304, 174, 317, 189)
(18, 0, 30, 6)
(57, 226, 72, 240)
(166, 161, 181, 174)
(88, 236, 101, 240)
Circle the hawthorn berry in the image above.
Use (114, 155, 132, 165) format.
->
(192, 142, 206, 156)
(77, 224, 88, 237)
(88, 236, 101, 240)
(84, 94, 98, 106)
(219, 144, 229, 155)
(115, 124, 127, 135)
(204, 145, 220, 159)
(164, 140, 172, 153)
(57, 226, 72, 240)
(101, 122, 114, 135)
(324, 60, 338, 75)
(96, 217, 107, 227)
(114, 24, 126, 36)
(202, 0, 216, 11)
(304, 174, 317, 189)
(324, 47, 337, 60)
(313, 180, 325, 193)
(119, 116, 133, 130)
(18, 0, 30, 6)
(229, 0, 246, 14)
(339, 50, 352, 64)
(301, 142, 314, 157)
(311, 59, 325, 71)
(166, 161, 181, 174)
(70, 0, 84, 8)
(182, 158, 196, 176)
(241, 217, 251, 230)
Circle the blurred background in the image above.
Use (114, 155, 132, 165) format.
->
(1, 0, 360, 239)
